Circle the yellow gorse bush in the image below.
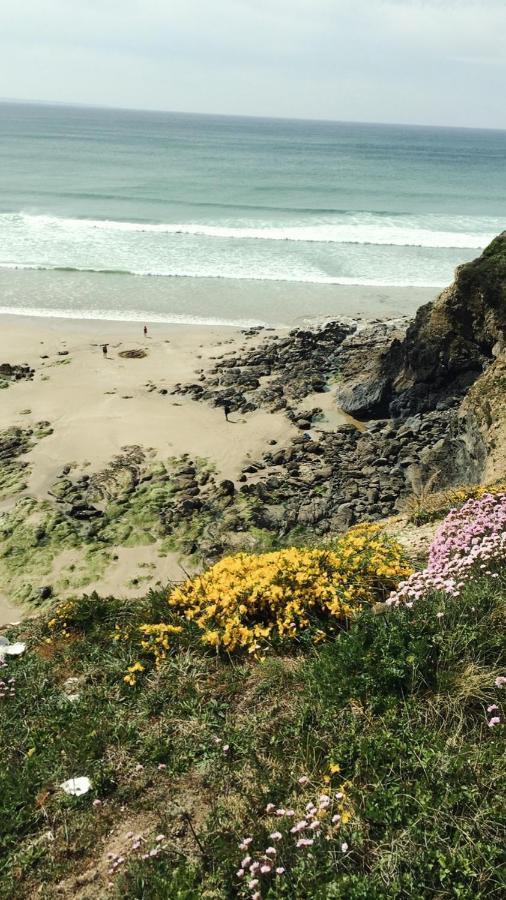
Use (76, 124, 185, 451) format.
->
(169, 524, 411, 653)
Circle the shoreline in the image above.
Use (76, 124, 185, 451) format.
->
(0, 267, 436, 328)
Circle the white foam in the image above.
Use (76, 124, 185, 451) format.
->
(0, 262, 447, 288)
(13, 212, 496, 249)
(0, 304, 268, 328)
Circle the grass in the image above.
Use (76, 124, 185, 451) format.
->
(403, 478, 506, 526)
(1, 570, 505, 899)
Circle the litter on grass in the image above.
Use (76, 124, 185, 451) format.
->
(60, 777, 92, 797)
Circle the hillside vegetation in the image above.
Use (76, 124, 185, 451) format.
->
(1, 496, 504, 899)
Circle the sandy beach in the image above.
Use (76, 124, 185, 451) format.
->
(1, 314, 306, 623)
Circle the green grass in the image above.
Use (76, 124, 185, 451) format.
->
(0, 574, 505, 899)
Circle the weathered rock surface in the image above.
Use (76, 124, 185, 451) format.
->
(373, 232, 506, 419)
(0, 362, 35, 387)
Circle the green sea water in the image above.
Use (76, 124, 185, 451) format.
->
(0, 102, 505, 324)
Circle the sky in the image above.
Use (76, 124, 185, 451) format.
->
(0, 0, 505, 128)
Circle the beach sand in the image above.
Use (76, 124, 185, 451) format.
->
(1, 315, 305, 623)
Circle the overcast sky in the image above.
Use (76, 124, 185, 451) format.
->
(1, 0, 505, 128)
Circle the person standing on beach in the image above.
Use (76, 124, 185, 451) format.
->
(102, 344, 108, 357)
(144, 325, 148, 337)
(224, 403, 231, 421)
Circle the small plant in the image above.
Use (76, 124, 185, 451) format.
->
(405, 477, 506, 525)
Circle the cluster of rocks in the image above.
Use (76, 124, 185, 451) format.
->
(233, 405, 469, 536)
(0, 362, 35, 388)
(172, 320, 354, 417)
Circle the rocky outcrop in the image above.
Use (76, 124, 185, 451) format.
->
(337, 233, 506, 420)
(334, 320, 407, 418)
(172, 320, 354, 418)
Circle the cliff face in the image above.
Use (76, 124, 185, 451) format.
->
(334, 232, 506, 489)
(387, 232, 506, 418)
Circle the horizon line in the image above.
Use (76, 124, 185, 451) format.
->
(1, 96, 505, 134)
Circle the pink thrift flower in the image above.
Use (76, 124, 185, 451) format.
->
(488, 716, 501, 727)
(298, 776, 309, 785)
(487, 704, 499, 713)
(495, 676, 506, 688)
(265, 847, 276, 856)
(260, 864, 272, 874)
(236, 868, 245, 877)
(296, 838, 314, 848)
(241, 855, 252, 868)
(249, 879, 259, 889)
(239, 837, 253, 849)
(269, 831, 282, 841)
(276, 867, 286, 875)
(341, 842, 349, 852)
(265, 803, 276, 813)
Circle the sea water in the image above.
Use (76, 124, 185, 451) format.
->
(0, 102, 505, 325)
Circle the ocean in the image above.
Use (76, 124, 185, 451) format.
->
(0, 102, 505, 326)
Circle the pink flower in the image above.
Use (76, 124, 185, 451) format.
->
(236, 868, 245, 877)
(239, 837, 253, 849)
(265, 847, 276, 857)
(260, 864, 272, 874)
(495, 676, 506, 688)
(265, 803, 276, 813)
(298, 776, 309, 785)
(269, 831, 282, 841)
(308, 820, 321, 830)
(223, 744, 230, 753)
(331, 814, 341, 824)
(241, 855, 252, 868)
(92, 799, 102, 807)
(296, 838, 314, 848)
(487, 704, 499, 713)
(248, 879, 259, 889)
(276, 867, 286, 875)
(341, 842, 349, 852)
(158, 763, 167, 770)
(488, 716, 501, 727)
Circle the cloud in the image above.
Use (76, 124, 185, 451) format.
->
(0, 0, 504, 127)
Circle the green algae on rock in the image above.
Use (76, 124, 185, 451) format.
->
(0, 423, 53, 501)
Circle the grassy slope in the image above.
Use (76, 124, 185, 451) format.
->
(1, 574, 505, 899)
